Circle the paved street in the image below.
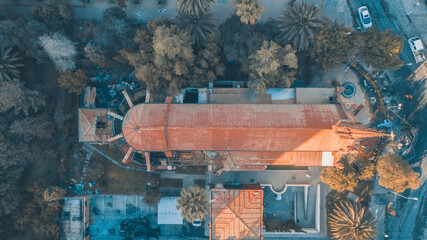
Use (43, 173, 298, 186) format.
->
(346, 0, 426, 70)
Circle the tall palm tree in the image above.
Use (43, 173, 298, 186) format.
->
(176, 186, 210, 223)
(176, 13, 216, 46)
(0, 48, 23, 82)
(278, 1, 323, 51)
(176, 0, 216, 18)
(235, 0, 264, 25)
(329, 201, 377, 240)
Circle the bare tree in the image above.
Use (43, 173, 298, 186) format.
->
(43, 186, 66, 203)
(39, 32, 76, 72)
(9, 115, 55, 141)
(0, 78, 45, 116)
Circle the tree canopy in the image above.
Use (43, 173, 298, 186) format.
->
(320, 153, 376, 192)
(176, 13, 216, 47)
(235, 0, 264, 25)
(58, 69, 89, 94)
(39, 32, 76, 72)
(0, 78, 45, 116)
(376, 153, 420, 193)
(94, 7, 135, 53)
(176, 186, 210, 223)
(329, 201, 377, 240)
(122, 19, 224, 94)
(9, 115, 55, 142)
(359, 29, 403, 70)
(219, 16, 279, 67)
(14, 183, 65, 239)
(312, 20, 354, 70)
(113, 0, 127, 11)
(320, 166, 358, 192)
(248, 40, 297, 93)
(176, 0, 215, 18)
(32, 0, 74, 31)
(278, 1, 323, 51)
(0, 17, 48, 63)
(0, 47, 23, 82)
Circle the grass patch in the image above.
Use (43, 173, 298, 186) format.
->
(94, 144, 124, 162)
(95, 154, 159, 195)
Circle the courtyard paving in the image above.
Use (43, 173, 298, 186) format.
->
(89, 195, 157, 239)
(309, 63, 373, 125)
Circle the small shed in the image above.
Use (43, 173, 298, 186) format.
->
(157, 197, 183, 225)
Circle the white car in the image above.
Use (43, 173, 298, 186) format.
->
(408, 37, 425, 63)
(358, 6, 373, 30)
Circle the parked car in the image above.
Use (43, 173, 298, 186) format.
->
(408, 37, 426, 63)
(358, 6, 373, 30)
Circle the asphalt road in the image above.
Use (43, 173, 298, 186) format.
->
(346, 0, 421, 70)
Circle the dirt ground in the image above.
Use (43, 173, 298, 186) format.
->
(95, 153, 158, 195)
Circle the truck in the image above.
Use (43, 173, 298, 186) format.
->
(408, 37, 425, 63)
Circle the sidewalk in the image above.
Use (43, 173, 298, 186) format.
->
(369, 176, 389, 240)
(396, 0, 427, 42)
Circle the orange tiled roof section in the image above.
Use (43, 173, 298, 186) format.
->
(210, 188, 263, 240)
(121, 103, 360, 152)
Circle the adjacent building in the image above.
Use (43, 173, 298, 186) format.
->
(60, 196, 90, 240)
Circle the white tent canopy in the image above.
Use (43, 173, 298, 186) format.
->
(157, 197, 183, 225)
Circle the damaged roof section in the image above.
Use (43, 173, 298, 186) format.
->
(79, 109, 113, 143)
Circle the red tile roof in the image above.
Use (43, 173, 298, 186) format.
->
(210, 188, 263, 240)
(122, 104, 168, 151)
(121, 104, 349, 152)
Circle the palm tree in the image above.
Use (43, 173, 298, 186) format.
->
(176, 13, 216, 46)
(176, 0, 216, 18)
(329, 201, 377, 240)
(229, 0, 242, 8)
(0, 48, 23, 82)
(176, 186, 210, 223)
(235, 0, 264, 25)
(278, 1, 323, 51)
